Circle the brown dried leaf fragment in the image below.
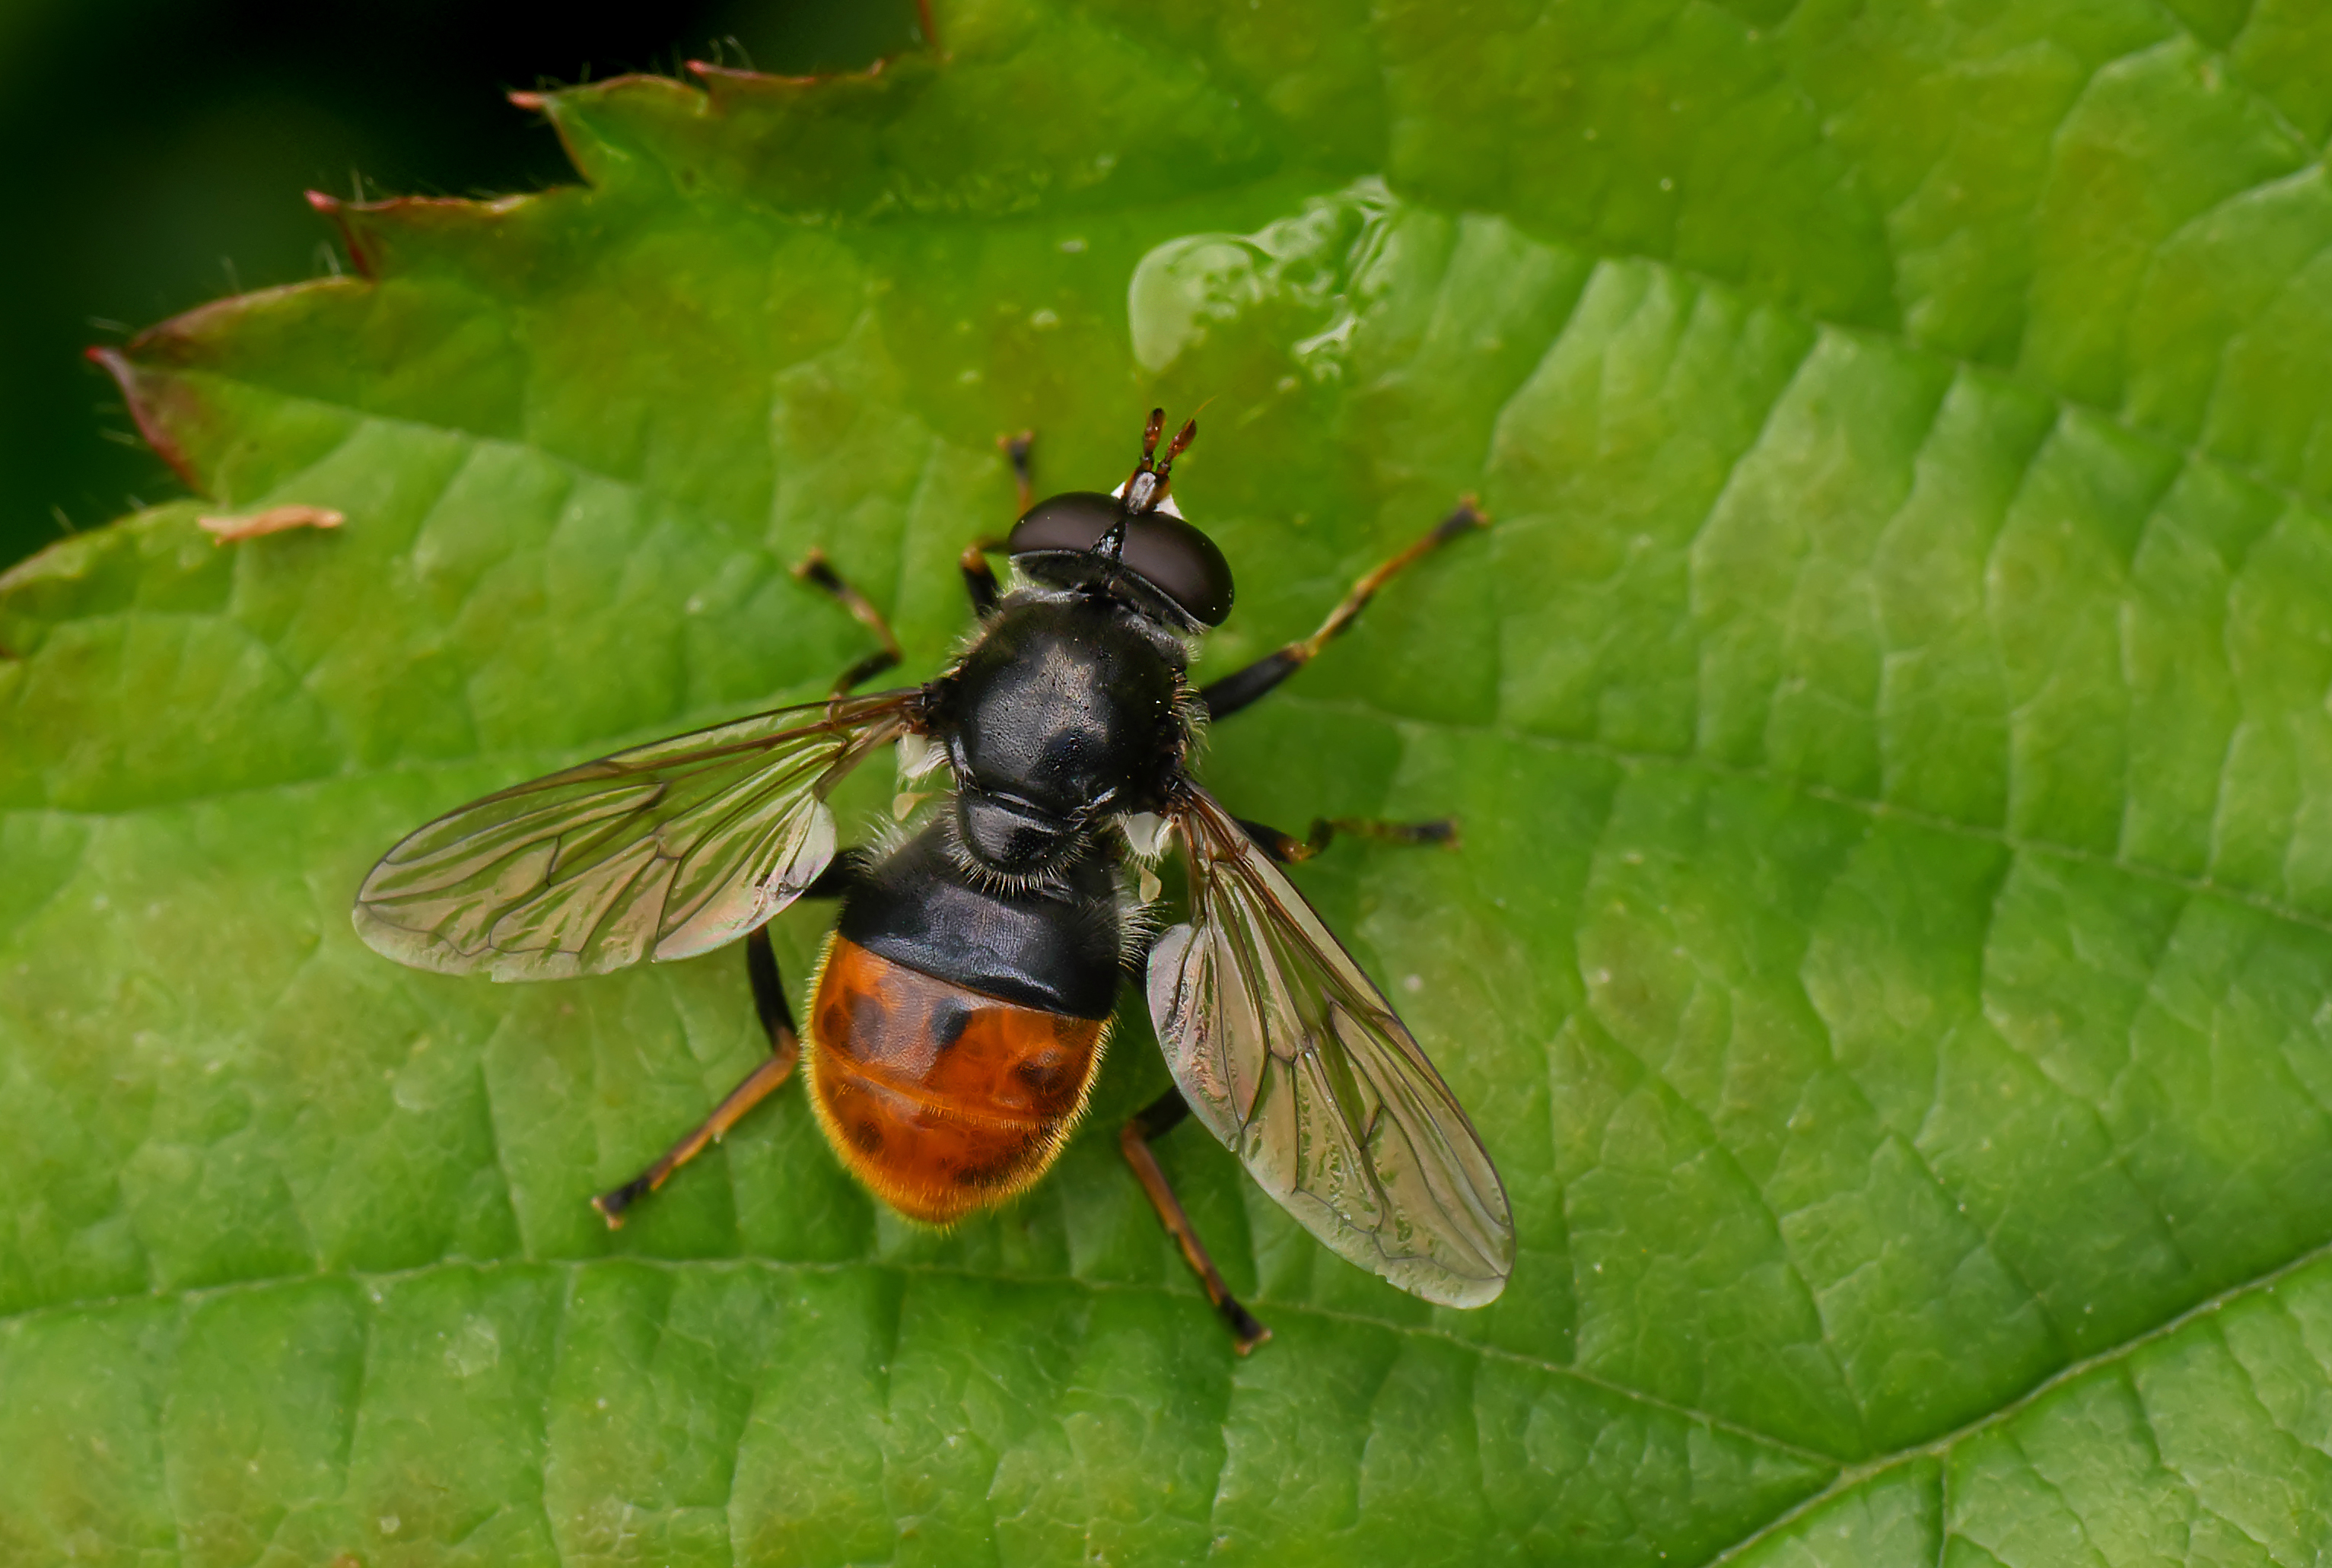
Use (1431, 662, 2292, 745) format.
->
(197, 504, 345, 544)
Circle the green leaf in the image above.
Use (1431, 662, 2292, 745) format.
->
(8, 0, 2332, 1560)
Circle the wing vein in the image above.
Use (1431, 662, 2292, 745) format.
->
(352, 691, 915, 981)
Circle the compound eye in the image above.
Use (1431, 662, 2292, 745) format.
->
(1007, 492, 1236, 626)
(1006, 492, 1121, 556)
(1119, 514, 1234, 625)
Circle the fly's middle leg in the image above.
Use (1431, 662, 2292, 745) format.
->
(1121, 1088, 1271, 1353)
(1201, 498, 1489, 721)
(1235, 814, 1461, 864)
(593, 854, 867, 1226)
(794, 549, 904, 697)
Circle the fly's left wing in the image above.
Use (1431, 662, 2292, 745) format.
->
(1147, 786, 1515, 1307)
(354, 690, 915, 981)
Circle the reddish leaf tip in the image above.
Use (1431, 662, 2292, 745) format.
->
(507, 89, 548, 111)
(300, 192, 376, 279)
(81, 345, 203, 491)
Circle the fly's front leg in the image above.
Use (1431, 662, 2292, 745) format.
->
(794, 549, 903, 697)
(1000, 428, 1034, 512)
(1121, 1089, 1271, 1353)
(593, 853, 867, 1226)
(1202, 498, 1488, 721)
(960, 429, 1036, 619)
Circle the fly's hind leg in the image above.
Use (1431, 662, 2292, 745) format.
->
(1201, 498, 1489, 721)
(590, 924, 799, 1226)
(794, 550, 904, 697)
(1121, 1088, 1271, 1353)
(593, 853, 867, 1226)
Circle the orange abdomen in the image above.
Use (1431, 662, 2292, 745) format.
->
(805, 935, 1109, 1223)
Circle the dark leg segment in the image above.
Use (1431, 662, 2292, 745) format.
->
(998, 428, 1035, 513)
(958, 430, 1036, 620)
(744, 919, 791, 1043)
(794, 548, 903, 697)
(959, 544, 1001, 619)
(1235, 815, 1459, 864)
(593, 924, 798, 1226)
(1121, 1089, 1271, 1353)
(593, 854, 867, 1227)
(1202, 498, 1488, 721)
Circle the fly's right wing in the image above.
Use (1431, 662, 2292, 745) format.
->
(1147, 786, 1515, 1308)
(354, 690, 915, 981)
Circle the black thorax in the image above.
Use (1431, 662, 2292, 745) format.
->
(926, 591, 1191, 876)
(833, 589, 1195, 1019)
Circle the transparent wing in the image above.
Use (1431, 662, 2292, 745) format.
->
(354, 691, 916, 981)
(1147, 787, 1515, 1307)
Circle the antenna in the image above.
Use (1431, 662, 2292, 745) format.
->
(1121, 408, 1197, 515)
(1150, 416, 1198, 510)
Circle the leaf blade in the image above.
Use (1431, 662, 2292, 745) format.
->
(9, 0, 2332, 1558)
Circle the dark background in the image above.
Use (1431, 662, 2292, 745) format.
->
(0, 0, 924, 573)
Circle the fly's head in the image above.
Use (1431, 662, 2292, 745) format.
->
(1003, 409, 1234, 632)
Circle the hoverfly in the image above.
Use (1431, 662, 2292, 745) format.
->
(353, 412, 1514, 1347)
